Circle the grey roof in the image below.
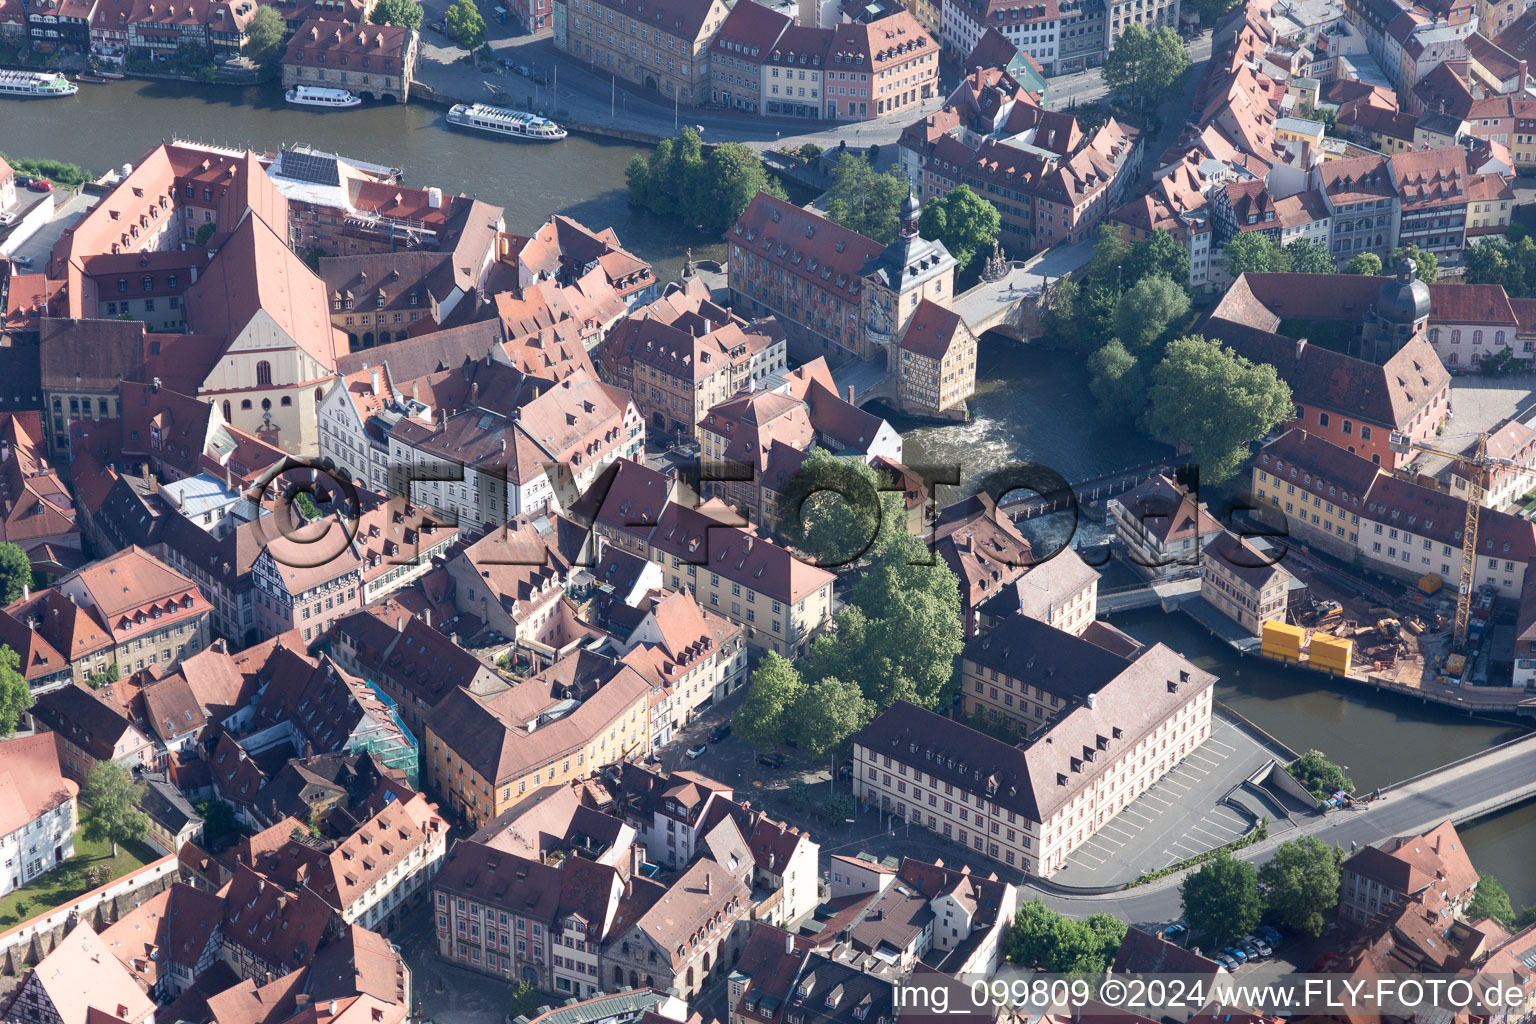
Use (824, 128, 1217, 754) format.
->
(526, 988, 670, 1024)
(142, 775, 204, 835)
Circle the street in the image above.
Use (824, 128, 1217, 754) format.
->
(408, 3, 1210, 154)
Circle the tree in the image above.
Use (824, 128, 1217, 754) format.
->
(1258, 836, 1340, 937)
(1088, 340, 1147, 422)
(1185, 0, 1239, 28)
(1288, 749, 1354, 800)
(244, 5, 286, 66)
(825, 153, 908, 243)
(1343, 252, 1383, 276)
(625, 154, 654, 210)
(194, 222, 216, 247)
(444, 0, 486, 48)
(0, 541, 31, 606)
(694, 143, 786, 233)
(789, 676, 874, 760)
(1392, 244, 1439, 283)
(1467, 876, 1517, 928)
(1285, 237, 1335, 274)
(734, 653, 805, 750)
(823, 791, 855, 821)
(1115, 273, 1190, 352)
(1145, 335, 1294, 484)
(0, 645, 31, 739)
(1124, 227, 1190, 287)
(778, 449, 894, 567)
(371, 0, 424, 28)
(195, 798, 239, 848)
(1086, 223, 1132, 286)
(80, 760, 150, 858)
(509, 980, 542, 1019)
(1006, 900, 1126, 973)
(918, 185, 1001, 272)
(1181, 851, 1263, 948)
(1223, 232, 1284, 277)
(1103, 24, 1189, 106)
(1040, 278, 1081, 349)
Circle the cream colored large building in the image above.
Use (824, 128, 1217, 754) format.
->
(554, 0, 729, 104)
(855, 643, 1214, 877)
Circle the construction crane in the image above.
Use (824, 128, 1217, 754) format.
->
(1388, 430, 1536, 649)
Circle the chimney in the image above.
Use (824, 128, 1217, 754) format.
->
(20, 583, 28, 602)
(424, 608, 432, 629)
(705, 871, 711, 894)
(847, 384, 855, 402)
(786, 932, 794, 955)
(397, 615, 405, 632)
(371, 367, 381, 397)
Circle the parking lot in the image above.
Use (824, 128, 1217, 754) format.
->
(1058, 715, 1297, 886)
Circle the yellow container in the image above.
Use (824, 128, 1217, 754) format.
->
(1309, 634, 1353, 675)
(1261, 621, 1305, 656)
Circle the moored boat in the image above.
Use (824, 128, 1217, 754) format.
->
(446, 102, 567, 141)
(0, 70, 78, 98)
(284, 85, 363, 108)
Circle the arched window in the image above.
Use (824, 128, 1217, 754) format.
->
(1448, 352, 1459, 365)
(1429, 328, 1440, 343)
(1496, 330, 1506, 345)
(281, 396, 292, 406)
(256, 360, 272, 386)
(261, 398, 272, 412)
(222, 401, 231, 421)
(1452, 330, 1461, 344)
(241, 399, 252, 410)
(1474, 330, 1484, 345)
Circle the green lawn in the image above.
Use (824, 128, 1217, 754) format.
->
(0, 833, 160, 930)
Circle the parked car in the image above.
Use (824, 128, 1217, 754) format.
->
(1213, 953, 1239, 970)
(757, 752, 785, 768)
(11, 255, 33, 268)
(1225, 947, 1248, 964)
(686, 743, 708, 759)
(1239, 939, 1263, 959)
(710, 722, 732, 743)
(1163, 922, 1188, 942)
(1246, 936, 1272, 957)
(29, 179, 53, 192)
(837, 759, 853, 779)
(0, 212, 16, 226)
(1255, 925, 1282, 945)
(429, 20, 446, 31)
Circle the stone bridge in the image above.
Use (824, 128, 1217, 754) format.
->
(952, 237, 1096, 340)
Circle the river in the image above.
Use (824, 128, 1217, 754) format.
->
(0, 77, 720, 281)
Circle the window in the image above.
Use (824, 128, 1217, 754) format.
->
(256, 360, 273, 387)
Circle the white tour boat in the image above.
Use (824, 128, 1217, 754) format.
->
(446, 103, 567, 141)
(285, 85, 363, 108)
(0, 71, 78, 99)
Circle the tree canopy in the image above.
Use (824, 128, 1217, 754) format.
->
(627, 128, 786, 232)
(1258, 836, 1340, 937)
(733, 653, 805, 750)
(445, 0, 487, 49)
(371, 0, 424, 29)
(1461, 236, 1536, 296)
(776, 449, 896, 568)
(1392, 244, 1438, 283)
(825, 153, 909, 243)
(1285, 238, 1334, 274)
(1007, 900, 1127, 973)
(1343, 252, 1383, 276)
(0, 542, 30, 605)
(789, 676, 875, 760)
(1088, 339, 1146, 423)
(1122, 227, 1190, 285)
(1222, 232, 1285, 277)
(918, 184, 1001, 272)
(1115, 273, 1189, 352)
(1145, 335, 1294, 484)
(81, 760, 150, 857)
(244, 4, 286, 65)
(1467, 876, 1517, 929)
(1181, 851, 1263, 948)
(0, 645, 31, 739)
(1288, 749, 1354, 800)
(1103, 24, 1190, 107)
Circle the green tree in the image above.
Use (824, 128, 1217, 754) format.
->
(81, 760, 150, 858)
(1115, 273, 1190, 352)
(789, 676, 875, 760)
(1284, 237, 1335, 274)
(625, 154, 654, 210)
(371, 0, 424, 29)
(1103, 24, 1189, 107)
(0, 645, 32, 739)
(444, 0, 487, 48)
(1258, 836, 1340, 937)
(734, 653, 805, 751)
(1343, 251, 1383, 276)
(1040, 278, 1081, 349)
(1392, 244, 1439, 283)
(1181, 851, 1263, 948)
(195, 798, 239, 848)
(1124, 227, 1190, 287)
(1185, 0, 1239, 28)
(1466, 237, 1521, 291)
(1145, 335, 1294, 484)
(1078, 282, 1121, 350)
(0, 541, 31, 606)
(694, 143, 786, 233)
(825, 153, 908, 243)
(194, 222, 216, 247)
(823, 791, 855, 821)
(917, 184, 1001, 272)
(1223, 232, 1285, 277)
(1467, 876, 1517, 928)
(1088, 340, 1147, 422)
(244, 4, 286, 65)
(1086, 222, 1132, 286)
(777, 449, 895, 568)
(508, 980, 542, 1019)
(1288, 749, 1354, 800)
(1006, 900, 1126, 973)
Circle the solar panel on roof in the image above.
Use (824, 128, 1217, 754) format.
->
(278, 149, 341, 187)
